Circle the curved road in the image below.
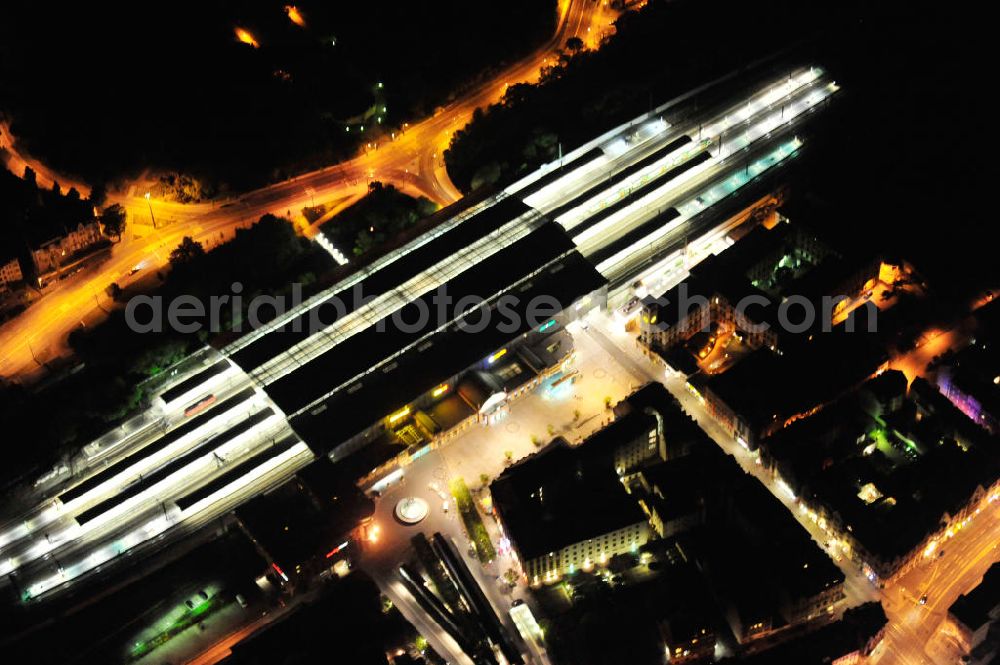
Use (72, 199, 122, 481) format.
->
(0, 0, 618, 381)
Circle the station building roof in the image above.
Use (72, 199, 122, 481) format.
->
(288, 250, 605, 453)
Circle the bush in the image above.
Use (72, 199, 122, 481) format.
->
(449, 477, 496, 562)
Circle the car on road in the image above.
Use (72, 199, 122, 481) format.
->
(442, 501, 449, 513)
(919, 594, 928, 605)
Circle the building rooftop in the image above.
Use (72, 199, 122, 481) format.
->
(699, 324, 888, 436)
(645, 220, 839, 336)
(288, 249, 605, 453)
(267, 220, 576, 414)
(230, 195, 533, 370)
(763, 377, 1000, 564)
(727, 477, 845, 600)
(578, 409, 659, 465)
(950, 562, 1000, 631)
(640, 456, 710, 522)
(787, 252, 878, 303)
(235, 460, 374, 571)
(719, 602, 887, 665)
(491, 437, 646, 561)
(614, 381, 707, 455)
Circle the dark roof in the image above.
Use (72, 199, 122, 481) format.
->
(491, 438, 646, 561)
(59, 387, 257, 504)
(289, 251, 605, 453)
(660, 343, 701, 375)
(175, 435, 298, 511)
(729, 478, 844, 600)
(235, 480, 334, 569)
(788, 252, 879, 303)
(425, 393, 475, 431)
(517, 327, 572, 373)
(615, 381, 708, 456)
(541, 137, 689, 220)
(640, 457, 707, 521)
(456, 371, 497, 409)
(862, 369, 908, 406)
(644, 256, 780, 334)
(645, 273, 712, 329)
(159, 359, 230, 404)
(234, 461, 373, 570)
(692, 222, 800, 286)
(490, 354, 537, 392)
(266, 222, 576, 414)
(330, 430, 407, 480)
(773, 388, 1000, 564)
(721, 602, 887, 665)
(702, 326, 888, 434)
(230, 195, 533, 371)
(516, 147, 605, 201)
(950, 563, 1000, 631)
(578, 409, 659, 464)
(614, 381, 683, 418)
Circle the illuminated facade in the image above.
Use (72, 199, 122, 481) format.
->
(937, 368, 999, 435)
(0, 256, 22, 289)
(521, 521, 650, 583)
(32, 220, 103, 273)
(490, 435, 651, 586)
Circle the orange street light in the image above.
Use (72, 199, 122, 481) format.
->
(284, 5, 306, 27)
(235, 27, 259, 48)
(144, 192, 157, 228)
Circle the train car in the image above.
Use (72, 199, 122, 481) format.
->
(184, 394, 216, 417)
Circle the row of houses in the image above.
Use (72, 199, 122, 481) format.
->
(0, 220, 105, 292)
(490, 383, 848, 654)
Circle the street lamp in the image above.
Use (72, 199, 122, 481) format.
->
(144, 192, 157, 228)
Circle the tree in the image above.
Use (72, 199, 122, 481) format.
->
(169, 236, 205, 267)
(503, 450, 514, 465)
(565, 36, 584, 51)
(608, 552, 635, 575)
(100, 203, 127, 239)
(353, 228, 376, 255)
(470, 161, 501, 190)
(479, 473, 490, 487)
(51, 180, 60, 195)
(89, 182, 107, 208)
(105, 282, 123, 301)
(23, 166, 36, 186)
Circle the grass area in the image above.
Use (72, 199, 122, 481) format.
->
(449, 476, 496, 563)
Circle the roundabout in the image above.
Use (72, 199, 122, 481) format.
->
(394, 496, 429, 525)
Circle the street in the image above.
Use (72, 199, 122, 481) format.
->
(0, 0, 618, 382)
